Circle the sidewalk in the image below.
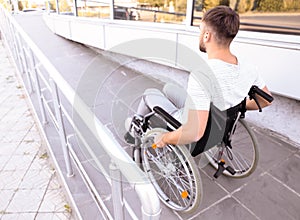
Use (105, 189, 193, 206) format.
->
(0, 40, 74, 219)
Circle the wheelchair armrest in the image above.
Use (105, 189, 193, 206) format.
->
(153, 106, 182, 130)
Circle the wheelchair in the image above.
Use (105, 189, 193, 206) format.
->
(126, 85, 273, 213)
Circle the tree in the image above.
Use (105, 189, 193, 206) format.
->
(175, 0, 187, 12)
(219, 0, 229, 6)
(236, 0, 254, 13)
(283, 0, 300, 11)
(257, 0, 284, 12)
(203, 0, 218, 9)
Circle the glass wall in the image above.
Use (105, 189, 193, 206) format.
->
(51, 0, 73, 14)
(52, 0, 300, 35)
(114, 0, 187, 23)
(77, 0, 110, 18)
(192, 0, 300, 35)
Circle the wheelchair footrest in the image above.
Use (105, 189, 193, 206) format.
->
(213, 159, 236, 178)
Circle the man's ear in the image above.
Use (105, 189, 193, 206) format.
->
(203, 31, 211, 42)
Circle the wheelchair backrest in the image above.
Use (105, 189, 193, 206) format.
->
(190, 102, 243, 157)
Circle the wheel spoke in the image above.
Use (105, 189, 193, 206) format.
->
(141, 128, 202, 212)
(205, 119, 258, 178)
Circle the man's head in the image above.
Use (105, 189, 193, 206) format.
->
(199, 6, 240, 53)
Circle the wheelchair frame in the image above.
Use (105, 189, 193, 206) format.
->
(128, 85, 273, 213)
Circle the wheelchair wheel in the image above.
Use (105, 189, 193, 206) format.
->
(141, 128, 202, 213)
(204, 119, 259, 178)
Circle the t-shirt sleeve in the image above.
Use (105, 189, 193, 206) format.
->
(253, 68, 266, 89)
(186, 72, 211, 111)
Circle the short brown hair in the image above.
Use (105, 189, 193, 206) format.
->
(202, 6, 240, 45)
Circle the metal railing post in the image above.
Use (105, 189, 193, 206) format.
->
(21, 44, 34, 93)
(30, 50, 48, 125)
(50, 78, 74, 177)
(8, 23, 22, 72)
(110, 161, 125, 220)
(14, 33, 26, 73)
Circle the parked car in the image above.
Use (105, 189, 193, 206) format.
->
(114, 7, 130, 20)
(113, 7, 141, 21)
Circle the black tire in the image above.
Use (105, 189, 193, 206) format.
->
(141, 128, 202, 213)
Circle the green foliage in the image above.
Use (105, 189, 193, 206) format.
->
(18, 1, 23, 11)
(64, 204, 72, 213)
(202, 0, 300, 13)
(203, 0, 229, 10)
(219, 0, 230, 6)
(139, 0, 164, 8)
(237, 0, 255, 13)
(283, 0, 300, 11)
(176, 0, 187, 12)
(48, 0, 56, 10)
(0, 0, 12, 10)
(257, 0, 284, 12)
(58, 0, 71, 12)
(204, 0, 220, 9)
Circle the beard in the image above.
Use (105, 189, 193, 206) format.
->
(199, 39, 206, 53)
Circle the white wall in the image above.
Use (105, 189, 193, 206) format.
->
(43, 14, 300, 101)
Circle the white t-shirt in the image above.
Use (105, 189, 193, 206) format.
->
(186, 58, 266, 111)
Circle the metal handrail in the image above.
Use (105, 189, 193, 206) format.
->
(0, 5, 161, 220)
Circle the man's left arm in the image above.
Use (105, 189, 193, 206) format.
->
(155, 109, 209, 148)
(246, 86, 272, 110)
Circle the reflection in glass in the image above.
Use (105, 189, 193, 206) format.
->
(192, 0, 300, 35)
(114, 0, 187, 24)
(57, 0, 73, 14)
(77, 0, 110, 18)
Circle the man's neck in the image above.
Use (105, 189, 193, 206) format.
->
(207, 46, 237, 65)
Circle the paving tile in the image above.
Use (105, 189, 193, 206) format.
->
(29, 152, 54, 171)
(22, 127, 43, 144)
(177, 169, 228, 219)
(13, 141, 40, 156)
(0, 170, 26, 189)
(0, 130, 29, 144)
(269, 153, 300, 194)
(8, 119, 34, 132)
(0, 190, 15, 211)
(0, 110, 27, 123)
(0, 107, 11, 121)
(3, 155, 34, 171)
(255, 129, 297, 171)
(233, 173, 300, 220)
(0, 143, 18, 156)
(6, 189, 45, 213)
(18, 169, 52, 190)
(193, 197, 256, 220)
(202, 161, 264, 193)
(0, 156, 10, 171)
(0, 213, 36, 219)
(47, 174, 63, 190)
(38, 189, 69, 212)
(35, 212, 72, 220)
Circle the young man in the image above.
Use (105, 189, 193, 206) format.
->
(126, 6, 272, 150)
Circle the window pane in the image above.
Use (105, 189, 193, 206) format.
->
(114, 0, 187, 24)
(77, 0, 110, 18)
(192, 0, 300, 35)
(57, 0, 73, 14)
